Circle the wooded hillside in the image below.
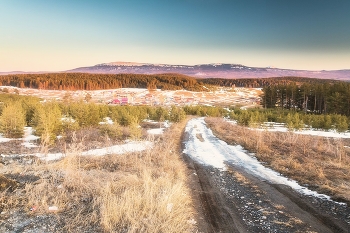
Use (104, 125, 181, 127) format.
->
(200, 76, 338, 88)
(0, 73, 206, 91)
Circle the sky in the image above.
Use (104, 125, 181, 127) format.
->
(1, 0, 350, 71)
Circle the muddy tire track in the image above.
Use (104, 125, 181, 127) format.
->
(186, 158, 350, 232)
(182, 121, 350, 232)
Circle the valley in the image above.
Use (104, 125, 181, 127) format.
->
(68, 62, 350, 81)
(3, 86, 262, 107)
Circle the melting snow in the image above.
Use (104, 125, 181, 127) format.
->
(183, 118, 344, 203)
(34, 141, 153, 161)
(228, 121, 350, 138)
(61, 116, 76, 123)
(99, 117, 114, 125)
(0, 127, 39, 146)
(147, 128, 165, 135)
(0, 136, 11, 143)
(22, 127, 40, 147)
(145, 120, 170, 135)
(81, 141, 152, 156)
(0, 126, 152, 161)
(257, 122, 350, 138)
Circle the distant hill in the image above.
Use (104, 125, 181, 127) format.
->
(0, 71, 48, 75)
(67, 62, 350, 81)
(0, 73, 209, 91)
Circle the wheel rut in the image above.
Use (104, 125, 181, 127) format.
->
(188, 160, 350, 232)
(182, 118, 350, 232)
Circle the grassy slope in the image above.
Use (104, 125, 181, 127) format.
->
(0, 120, 196, 232)
(205, 117, 350, 204)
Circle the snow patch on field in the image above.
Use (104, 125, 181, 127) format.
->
(23, 127, 40, 144)
(0, 136, 11, 143)
(81, 141, 152, 156)
(147, 128, 165, 135)
(33, 141, 153, 161)
(0, 126, 153, 161)
(144, 120, 170, 135)
(294, 129, 350, 138)
(184, 118, 343, 203)
(0, 127, 39, 146)
(99, 117, 113, 125)
(258, 122, 350, 138)
(228, 120, 350, 138)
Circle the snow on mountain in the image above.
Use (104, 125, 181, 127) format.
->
(2, 62, 350, 80)
(97, 62, 149, 67)
(67, 62, 350, 80)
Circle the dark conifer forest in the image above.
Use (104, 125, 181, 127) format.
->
(0, 73, 206, 91)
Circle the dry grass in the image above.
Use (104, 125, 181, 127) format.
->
(0, 121, 195, 232)
(0, 175, 18, 192)
(205, 117, 350, 204)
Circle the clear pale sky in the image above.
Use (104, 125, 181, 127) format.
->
(1, 0, 350, 71)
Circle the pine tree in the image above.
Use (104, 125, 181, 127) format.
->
(332, 114, 348, 132)
(32, 102, 62, 143)
(0, 102, 26, 138)
(169, 106, 186, 123)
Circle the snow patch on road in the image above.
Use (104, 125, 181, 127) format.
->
(183, 118, 227, 169)
(183, 118, 344, 203)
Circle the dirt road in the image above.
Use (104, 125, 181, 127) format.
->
(182, 118, 350, 233)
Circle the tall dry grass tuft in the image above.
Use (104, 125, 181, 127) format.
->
(205, 117, 350, 204)
(1, 120, 195, 232)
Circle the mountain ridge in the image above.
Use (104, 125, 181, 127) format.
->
(1, 62, 350, 80)
(67, 62, 350, 80)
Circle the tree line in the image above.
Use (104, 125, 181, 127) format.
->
(200, 76, 337, 88)
(2, 73, 338, 92)
(0, 93, 186, 142)
(0, 73, 208, 91)
(229, 108, 349, 132)
(0, 93, 348, 141)
(261, 82, 350, 116)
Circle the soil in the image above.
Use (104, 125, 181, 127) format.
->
(182, 130, 350, 233)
